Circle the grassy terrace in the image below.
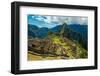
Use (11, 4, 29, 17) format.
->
(28, 35, 87, 61)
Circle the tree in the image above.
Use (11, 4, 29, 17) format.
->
(47, 31, 54, 38)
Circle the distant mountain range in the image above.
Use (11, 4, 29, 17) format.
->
(28, 24, 88, 39)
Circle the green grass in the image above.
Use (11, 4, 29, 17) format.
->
(28, 34, 87, 61)
(28, 52, 62, 61)
(51, 36, 87, 59)
(50, 36, 75, 58)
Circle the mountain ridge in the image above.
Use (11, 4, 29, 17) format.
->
(28, 24, 87, 39)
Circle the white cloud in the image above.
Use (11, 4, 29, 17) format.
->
(66, 17, 88, 25)
(32, 15, 87, 25)
(43, 16, 51, 23)
(32, 16, 34, 18)
(35, 16, 44, 21)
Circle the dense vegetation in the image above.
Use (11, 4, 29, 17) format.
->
(28, 23, 88, 60)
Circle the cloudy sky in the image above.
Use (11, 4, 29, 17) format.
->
(28, 15, 88, 28)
